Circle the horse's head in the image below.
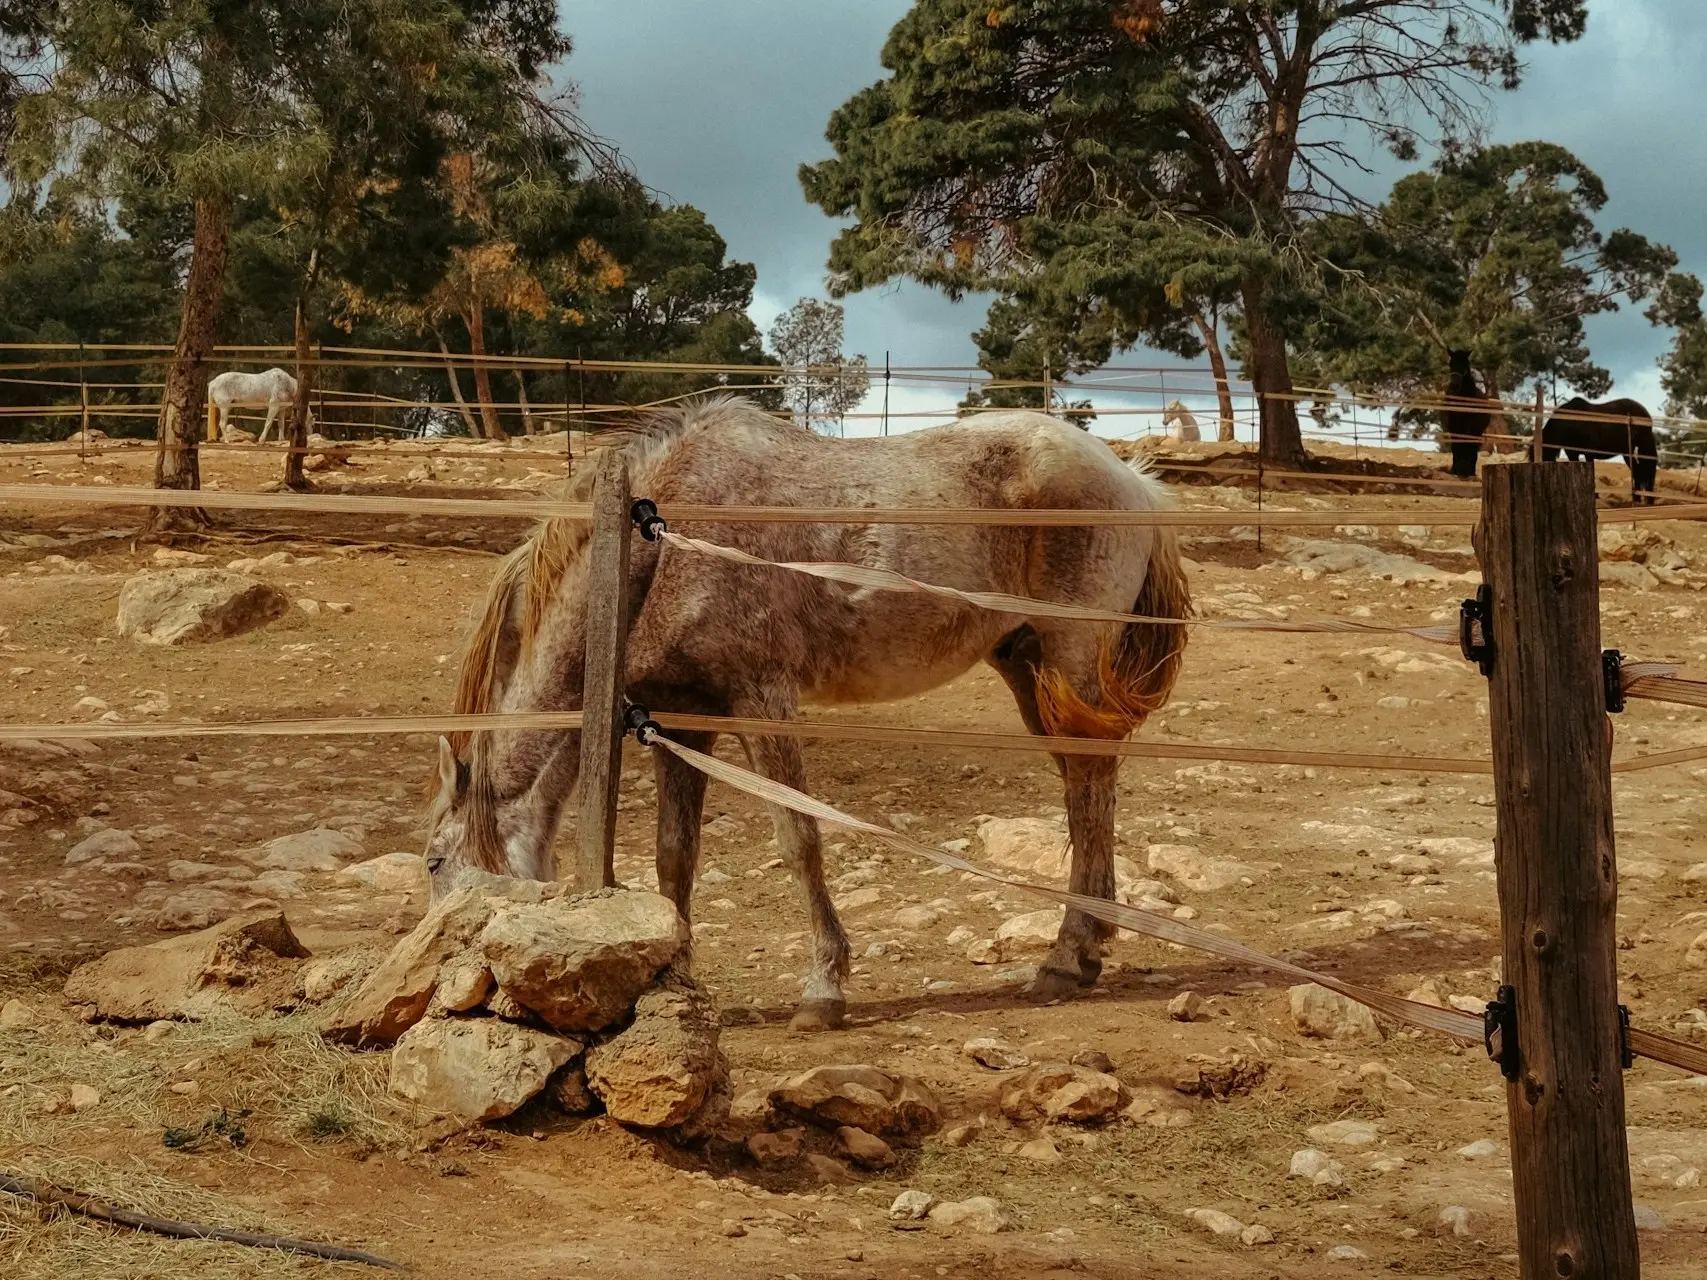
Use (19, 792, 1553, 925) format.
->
(1448, 349, 1474, 376)
(423, 731, 577, 897)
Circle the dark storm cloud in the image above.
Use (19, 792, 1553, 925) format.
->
(562, 1, 1703, 406)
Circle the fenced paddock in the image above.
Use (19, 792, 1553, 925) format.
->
(4, 372, 1707, 1277)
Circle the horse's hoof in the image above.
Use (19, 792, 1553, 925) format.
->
(1076, 957, 1103, 988)
(790, 999, 847, 1032)
(1025, 967, 1082, 1005)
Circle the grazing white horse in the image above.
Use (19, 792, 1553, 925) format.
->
(208, 369, 310, 443)
(1161, 399, 1201, 442)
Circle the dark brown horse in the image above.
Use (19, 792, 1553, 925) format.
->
(1542, 397, 1658, 503)
(1442, 349, 1495, 479)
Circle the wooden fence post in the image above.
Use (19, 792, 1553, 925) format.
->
(1477, 461, 1639, 1280)
(575, 449, 632, 892)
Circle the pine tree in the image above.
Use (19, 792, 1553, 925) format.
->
(801, 0, 1592, 467)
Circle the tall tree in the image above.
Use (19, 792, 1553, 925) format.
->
(801, 0, 1591, 467)
(1296, 141, 1683, 440)
(768, 298, 869, 433)
(1651, 271, 1707, 422)
(7, 0, 573, 515)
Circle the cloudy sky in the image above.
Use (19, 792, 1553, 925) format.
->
(559, 1, 1705, 431)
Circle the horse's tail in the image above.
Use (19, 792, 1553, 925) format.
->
(1036, 530, 1192, 740)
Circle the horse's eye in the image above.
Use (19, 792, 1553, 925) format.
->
(426, 856, 445, 874)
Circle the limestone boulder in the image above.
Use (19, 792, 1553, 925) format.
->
(65, 910, 309, 1021)
(388, 1016, 577, 1123)
(337, 852, 429, 893)
(479, 890, 688, 1033)
(584, 973, 726, 1130)
(247, 828, 363, 872)
(64, 828, 141, 866)
(116, 569, 289, 645)
(977, 817, 1068, 878)
(321, 885, 504, 1045)
(769, 1064, 941, 1141)
(1146, 844, 1263, 893)
(994, 907, 1065, 952)
(1289, 983, 1383, 1045)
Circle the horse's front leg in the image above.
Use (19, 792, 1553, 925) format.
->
(737, 727, 850, 1031)
(653, 729, 714, 920)
(258, 401, 279, 444)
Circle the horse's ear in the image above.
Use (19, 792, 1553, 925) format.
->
(436, 736, 460, 801)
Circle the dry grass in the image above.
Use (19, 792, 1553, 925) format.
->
(1, 1001, 414, 1277)
(0, 1005, 408, 1154)
(0, 1154, 348, 1280)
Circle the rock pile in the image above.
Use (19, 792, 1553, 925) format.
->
(734, 1064, 944, 1181)
(323, 875, 726, 1133)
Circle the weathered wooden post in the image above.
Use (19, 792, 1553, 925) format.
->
(575, 448, 632, 892)
(1476, 461, 1639, 1280)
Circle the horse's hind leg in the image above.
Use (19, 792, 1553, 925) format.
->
(738, 726, 850, 1030)
(654, 729, 714, 920)
(1020, 627, 1122, 1004)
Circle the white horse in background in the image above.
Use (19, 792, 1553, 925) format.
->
(208, 369, 310, 443)
(1161, 399, 1201, 442)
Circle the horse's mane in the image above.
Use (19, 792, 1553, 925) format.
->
(450, 394, 791, 742)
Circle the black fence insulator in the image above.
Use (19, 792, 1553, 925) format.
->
(1603, 649, 1626, 714)
(1485, 984, 1520, 1080)
(1618, 1004, 1633, 1070)
(630, 498, 667, 541)
(1460, 584, 1494, 675)
(623, 700, 660, 745)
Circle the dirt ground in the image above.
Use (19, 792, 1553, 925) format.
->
(2, 433, 1706, 1279)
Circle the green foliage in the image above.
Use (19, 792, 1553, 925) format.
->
(1295, 141, 1683, 437)
(767, 298, 867, 432)
(1649, 272, 1707, 423)
(801, 0, 1595, 462)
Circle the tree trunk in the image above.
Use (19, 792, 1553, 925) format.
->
(514, 366, 535, 434)
(434, 331, 481, 437)
(1191, 312, 1237, 442)
(1241, 277, 1307, 469)
(465, 303, 507, 440)
(284, 289, 314, 491)
(150, 194, 230, 528)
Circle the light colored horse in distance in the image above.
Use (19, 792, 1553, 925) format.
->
(1162, 400, 1201, 442)
(208, 368, 310, 443)
(425, 396, 1191, 1029)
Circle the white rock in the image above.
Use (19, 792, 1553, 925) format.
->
(995, 908, 1064, 950)
(1289, 983, 1382, 1044)
(1167, 991, 1204, 1021)
(1240, 1224, 1276, 1246)
(1633, 1204, 1665, 1231)
(1327, 1245, 1369, 1261)
(1146, 843, 1262, 892)
(248, 828, 363, 871)
(0, 998, 35, 1029)
(249, 869, 306, 899)
(337, 852, 429, 893)
(1457, 1139, 1499, 1158)
(963, 1038, 1029, 1070)
(64, 828, 140, 865)
(928, 1196, 1014, 1233)
(889, 1189, 936, 1221)
(1687, 932, 1707, 970)
(1289, 1148, 1345, 1185)
(1419, 836, 1494, 865)
(977, 817, 1068, 878)
(1680, 863, 1707, 883)
(388, 1016, 575, 1123)
(1305, 1119, 1378, 1147)
(945, 925, 975, 946)
(891, 904, 942, 931)
(1438, 1205, 1472, 1237)
(1186, 1208, 1244, 1238)
(116, 569, 290, 645)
